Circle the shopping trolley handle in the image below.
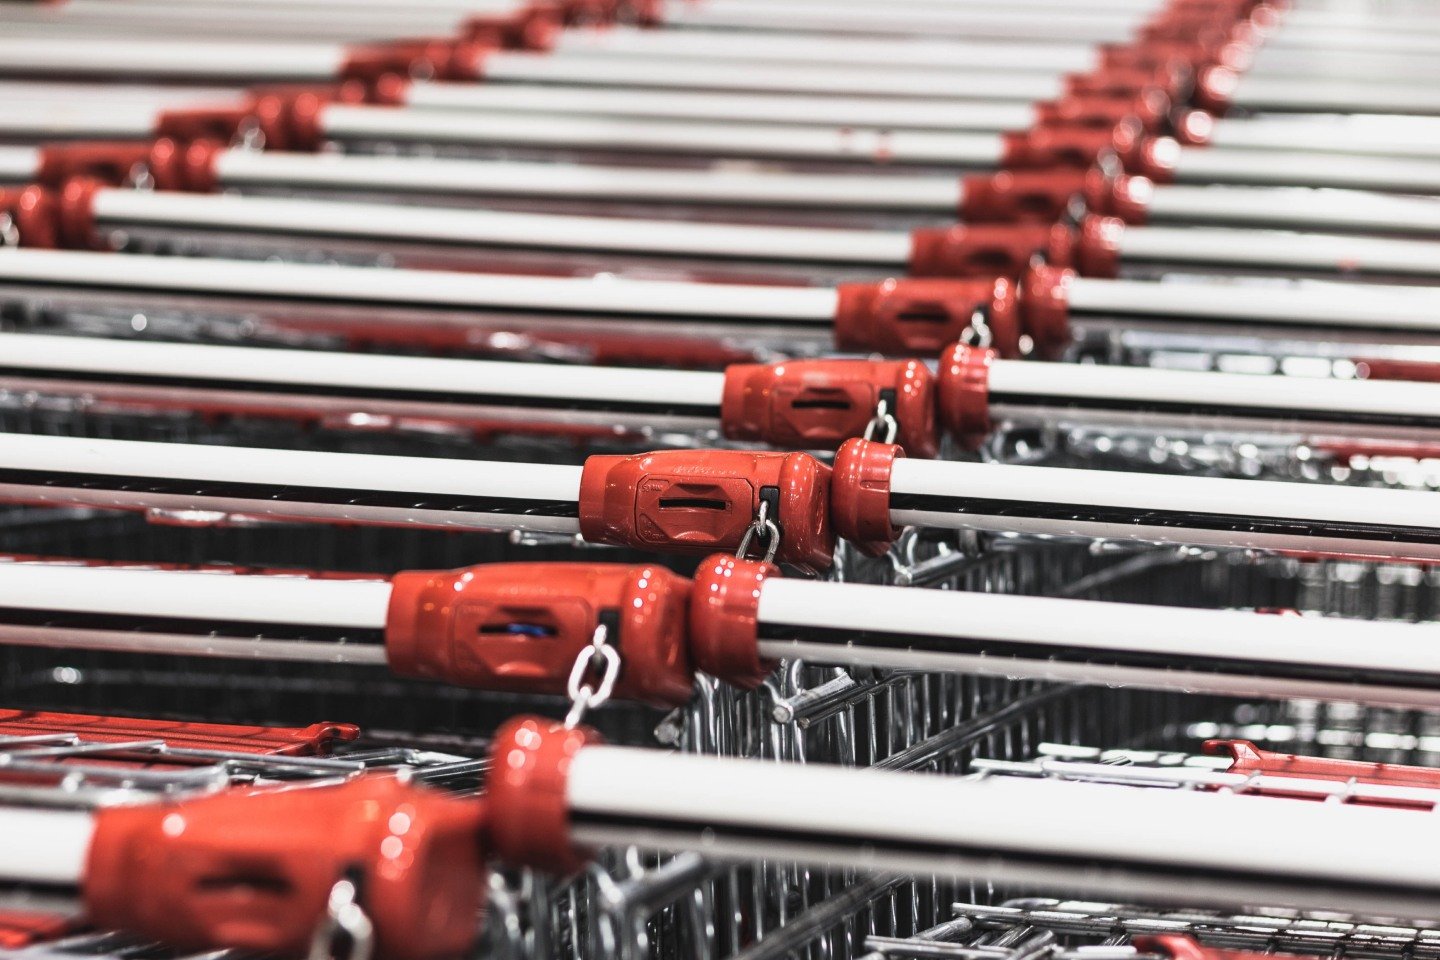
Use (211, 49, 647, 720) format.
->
(1205, 739, 1440, 791)
(485, 716, 602, 875)
(833, 276, 1022, 358)
(579, 449, 836, 572)
(1036, 89, 1173, 136)
(462, 2, 562, 49)
(386, 562, 697, 707)
(830, 438, 906, 558)
(909, 223, 1058, 281)
(935, 343, 995, 451)
(720, 357, 939, 458)
(86, 776, 484, 960)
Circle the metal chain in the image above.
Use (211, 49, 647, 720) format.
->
(961, 307, 994, 349)
(736, 497, 781, 565)
(863, 397, 899, 445)
(564, 623, 622, 729)
(308, 878, 375, 960)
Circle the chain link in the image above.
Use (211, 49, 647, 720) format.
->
(863, 397, 899, 445)
(564, 623, 621, 729)
(736, 498, 781, 565)
(961, 307, 993, 349)
(308, 878, 374, 960)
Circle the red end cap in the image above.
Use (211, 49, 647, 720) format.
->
(146, 138, 227, 193)
(1048, 216, 1124, 279)
(34, 142, 152, 189)
(688, 553, 780, 689)
(1113, 127, 1180, 183)
(830, 438, 902, 558)
(485, 715, 602, 874)
(386, 562, 694, 708)
(833, 277, 1019, 359)
(55, 177, 105, 250)
(1083, 170, 1152, 224)
(1018, 263, 1077, 361)
(936, 344, 994, 449)
(720, 357, 939, 458)
(958, 169, 1089, 225)
(1193, 64, 1239, 116)
(86, 777, 484, 960)
(0, 186, 59, 249)
(908, 223, 1052, 280)
(578, 451, 835, 573)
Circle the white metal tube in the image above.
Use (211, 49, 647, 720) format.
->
(0, 82, 243, 105)
(0, 250, 842, 323)
(885, 457, 1440, 560)
(0, 332, 727, 429)
(1171, 147, 1440, 193)
(0, 102, 161, 140)
(1267, 26, 1440, 56)
(565, 746, 1440, 919)
(318, 106, 1008, 167)
(1065, 277, 1440, 334)
(0, 432, 585, 533)
(0, 809, 94, 886)
(480, 51, 1066, 101)
(1230, 75, 1440, 116)
(1114, 226, 1440, 278)
(2, 2, 473, 39)
(0, 38, 345, 82)
(550, 29, 1099, 75)
(88, 189, 915, 266)
(402, 82, 1036, 132)
(0, 145, 38, 183)
(212, 150, 963, 212)
(1204, 115, 1440, 161)
(755, 578, 1440, 708)
(0, 561, 393, 665)
(1247, 47, 1440, 84)
(1145, 185, 1440, 236)
(660, 3, 1142, 43)
(984, 356, 1440, 435)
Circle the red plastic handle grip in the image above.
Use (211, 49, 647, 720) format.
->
(86, 777, 484, 960)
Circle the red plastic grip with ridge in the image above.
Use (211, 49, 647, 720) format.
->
(579, 450, 835, 572)
(720, 358, 939, 458)
(385, 562, 695, 707)
(1206, 739, 1440, 800)
(85, 777, 484, 960)
(832, 277, 1022, 359)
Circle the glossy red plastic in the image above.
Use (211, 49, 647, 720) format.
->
(830, 438, 903, 558)
(958, 169, 1089, 225)
(0, 186, 59, 249)
(1034, 89, 1172, 134)
(0, 913, 72, 949)
(1047, 216, 1125, 278)
(1207, 739, 1440, 800)
(1082, 170, 1153, 225)
(720, 357, 939, 458)
(385, 562, 695, 707)
(463, 4, 561, 48)
(146, 138, 227, 192)
(908, 223, 1055, 279)
(54, 177, 106, 249)
(0, 709, 357, 756)
(485, 715, 601, 874)
(935, 344, 994, 450)
(152, 104, 268, 148)
(340, 38, 491, 85)
(1017, 263, 1078, 360)
(832, 277, 1021, 359)
(579, 450, 835, 572)
(1192, 64, 1242, 116)
(688, 554, 780, 690)
(34, 142, 152, 188)
(86, 777, 484, 960)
